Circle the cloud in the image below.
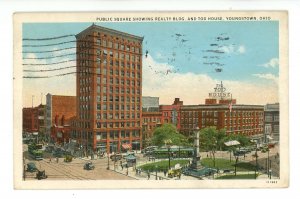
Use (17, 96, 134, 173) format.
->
(259, 58, 279, 68)
(219, 44, 246, 54)
(253, 73, 278, 84)
(143, 54, 278, 105)
(238, 45, 246, 54)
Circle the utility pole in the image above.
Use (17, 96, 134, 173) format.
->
(40, 93, 43, 104)
(32, 95, 35, 108)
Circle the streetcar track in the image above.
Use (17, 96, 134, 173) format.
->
(39, 160, 89, 180)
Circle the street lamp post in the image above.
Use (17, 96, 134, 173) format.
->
(168, 146, 171, 170)
(164, 139, 172, 170)
(107, 151, 110, 170)
(255, 146, 258, 179)
(269, 160, 272, 179)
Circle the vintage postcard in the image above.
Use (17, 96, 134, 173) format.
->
(13, 11, 288, 189)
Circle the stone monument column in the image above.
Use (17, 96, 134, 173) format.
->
(191, 127, 203, 170)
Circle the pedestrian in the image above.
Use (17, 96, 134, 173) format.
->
(56, 157, 59, 163)
(207, 153, 208, 158)
(179, 173, 181, 180)
(147, 172, 150, 180)
(164, 170, 167, 176)
(121, 164, 123, 170)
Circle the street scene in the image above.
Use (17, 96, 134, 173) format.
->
(19, 13, 283, 183)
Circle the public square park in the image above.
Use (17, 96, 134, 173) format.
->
(23, 125, 280, 181)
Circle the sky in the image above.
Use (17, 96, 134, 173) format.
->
(22, 21, 279, 107)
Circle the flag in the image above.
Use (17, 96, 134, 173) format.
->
(228, 102, 233, 112)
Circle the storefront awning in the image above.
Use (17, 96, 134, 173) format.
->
(224, 140, 240, 147)
(122, 143, 131, 149)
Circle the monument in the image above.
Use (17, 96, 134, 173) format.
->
(191, 127, 204, 170)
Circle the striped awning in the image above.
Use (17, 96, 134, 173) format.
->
(122, 143, 131, 149)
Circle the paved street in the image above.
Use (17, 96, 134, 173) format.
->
(23, 142, 135, 181)
(24, 155, 134, 180)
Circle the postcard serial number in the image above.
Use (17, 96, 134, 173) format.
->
(266, 180, 278, 184)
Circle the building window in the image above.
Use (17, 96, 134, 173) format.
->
(97, 39, 101, 45)
(274, 115, 279, 122)
(96, 113, 101, 119)
(103, 96, 107, 102)
(96, 122, 101, 128)
(96, 68, 100, 75)
(97, 96, 101, 102)
(108, 41, 112, 48)
(103, 40, 107, 47)
(265, 115, 272, 122)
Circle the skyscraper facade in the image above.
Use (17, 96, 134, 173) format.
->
(72, 24, 143, 154)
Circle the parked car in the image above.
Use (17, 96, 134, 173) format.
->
(36, 170, 48, 180)
(64, 155, 73, 163)
(26, 162, 37, 172)
(84, 162, 95, 170)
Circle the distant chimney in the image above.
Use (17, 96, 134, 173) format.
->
(173, 98, 183, 105)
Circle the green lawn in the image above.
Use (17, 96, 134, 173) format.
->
(138, 159, 190, 172)
(216, 174, 259, 179)
(201, 158, 256, 171)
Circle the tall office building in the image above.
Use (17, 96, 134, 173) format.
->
(72, 24, 143, 154)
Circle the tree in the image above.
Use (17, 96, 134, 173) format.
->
(151, 124, 188, 147)
(223, 133, 251, 175)
(200, 127, 226, 167)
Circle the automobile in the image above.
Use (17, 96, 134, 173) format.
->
(45, 145, 55, 153)
(26, 162, 37, 172)
(168, 168, 181, 178)
(223, 169, 231, 173)
(84, 162, 95, 170)
(36, 170, 48, 180)
(110, 154, 123, 161)
(53, 149, 64, 158)
(64, 155, 73, 163)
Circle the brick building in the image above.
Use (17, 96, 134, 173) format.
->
(264, 103, 279, 143)
(22, 106, 39, 134)
(142, 111, 163, 147)
(46, 94, 76, 143)
(71, 24, 143, 154)
(180, 104, 265, 140)
(159, 98, 183, 130)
